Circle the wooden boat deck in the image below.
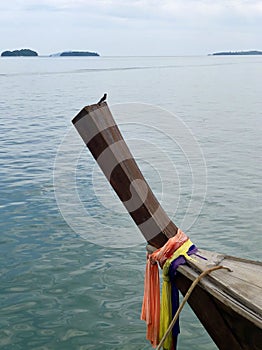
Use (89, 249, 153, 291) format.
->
(178, 249, 262, 327)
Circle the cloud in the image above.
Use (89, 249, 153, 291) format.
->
(2, 0, 262, 17)
(1, 0, 262, 27)
(0, 0, 261, 55)
(35, 1, 262, 14)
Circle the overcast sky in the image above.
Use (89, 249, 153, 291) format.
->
(0, 0, 261, 56)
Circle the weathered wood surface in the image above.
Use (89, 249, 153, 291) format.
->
(178, 249, 262, 326)
(175, 267, 262, 350)
(72, 102, 178, 248)
(175, 273, 243, 350)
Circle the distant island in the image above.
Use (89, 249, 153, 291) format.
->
(51, 51, 100, 57)
(1, 49, 38, 57)
(1, 49, 100, 57)
(210, 50, 262, 56)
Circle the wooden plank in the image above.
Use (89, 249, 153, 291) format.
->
(212, 258, 262, 315)
(177, 263, 262, 328)
(186, 250, 262, 316)
(210, 269, 262, 316)
(182, 263, 261, 325)
(219, 258, 262, 288)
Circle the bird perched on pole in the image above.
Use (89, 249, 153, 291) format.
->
(97, 93, 107, 105)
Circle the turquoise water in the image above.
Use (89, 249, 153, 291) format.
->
(0, 56, 261, 349)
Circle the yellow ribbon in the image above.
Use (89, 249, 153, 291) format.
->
(159, 277, 172, 349)
(159, 239, 195, 350)
(163, 239, 195, 280)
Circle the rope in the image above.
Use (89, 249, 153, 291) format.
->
(156, 265, 232, 350)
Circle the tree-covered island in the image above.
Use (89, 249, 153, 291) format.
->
(1, 49, 100, 57)
(210, 50, 262, 56)
(52, 51, 100, 57)
(1, 49, 38, 56)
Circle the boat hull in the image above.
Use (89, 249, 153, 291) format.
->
(176, 271, 262, 350)
(175, 249, 262, 350)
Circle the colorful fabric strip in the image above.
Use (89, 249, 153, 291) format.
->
(141, 229, 197, 349)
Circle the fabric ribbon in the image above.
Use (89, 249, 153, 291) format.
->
(141, 229, 189, 348)
(159, 239, 195, 350)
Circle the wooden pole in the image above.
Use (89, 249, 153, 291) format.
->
(72, 102, 178, 248)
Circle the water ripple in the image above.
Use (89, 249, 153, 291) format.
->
(0, 56, 261, 349)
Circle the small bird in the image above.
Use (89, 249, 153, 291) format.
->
(97, 93, 107, 105)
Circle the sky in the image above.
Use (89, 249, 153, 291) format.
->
(0, 0, 261, 56)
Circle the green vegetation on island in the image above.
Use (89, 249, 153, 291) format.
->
(1, 49, 38, 57)
(58, 51, 99, 57)
(1, 49, 100, 57)
(210, 50, 262, 56)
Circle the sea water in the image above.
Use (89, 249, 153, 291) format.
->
(0, 56, 261, 349)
